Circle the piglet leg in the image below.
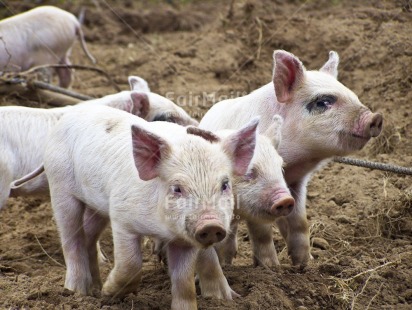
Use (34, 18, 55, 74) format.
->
(246, 221, 280, 267)
(83, 208, 109, 291)
(167, 242, 198, 310)
(214, 219, 239, 266)
(276, 181, 311, 266)
(102, 225, 142, 298)
(196, 247, 239, 300)
(55, 55, 72, 88)
(52, 194, 92, 295)
(0, 163, 12, 209)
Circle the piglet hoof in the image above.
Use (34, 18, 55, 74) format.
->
(200, 278, 237, 300)
(90, 287, 102, 298)
(64, 267, 93, 295)
(286, 236, 311, 267)
(64, 277, 92, 296)
(102, 281, 136, 299)
(91, 278, 103, 293)
(253, 254, 280, 268)
(101, 284, 116, 297)
(231, 288, 241, 299)
(289, 248, 311, 268)
(171, 298, 197, 310)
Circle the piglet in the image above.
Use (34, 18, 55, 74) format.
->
(209, 116, 295, 267)
(200, 50, 383, 266)
(43, 105, 258, 309)
(0, 6, 95, 87)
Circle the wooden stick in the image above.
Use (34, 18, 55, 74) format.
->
(0, 80, 82, 106)
(22, 64, 121, 92)
(30, 80, 93, 101)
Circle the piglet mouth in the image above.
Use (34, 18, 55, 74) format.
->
(338, 131, 371, 151)
(257, 209, 279, 221)
(350, 133, 369, 140)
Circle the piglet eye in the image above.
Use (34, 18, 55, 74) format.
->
(172, 185, 182, 195)
(221, 180, 230, 192)
(245, 168, 257, 180)
(316, 99, 330, 109)
(307, 95, 336, 114)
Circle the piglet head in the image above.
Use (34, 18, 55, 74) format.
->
(234, 116, 294, 222)
(272, 50, 383, 158)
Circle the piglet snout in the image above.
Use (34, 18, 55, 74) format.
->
(367, 113, 383, 138)
(195, 221, 226, 246)
(270, 195, 295, 217)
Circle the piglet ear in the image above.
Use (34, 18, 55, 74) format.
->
(128, 76, 151, 92)
(264, 115, 283, 150)
(131, 125, 171, 181)
(273, 50, 305, 103)
(222, 117, 259, 176)
(320, 51, 339, 79)
(130, 92, 150, 119)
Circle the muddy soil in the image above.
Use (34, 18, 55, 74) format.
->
(1, 0, 411, 309)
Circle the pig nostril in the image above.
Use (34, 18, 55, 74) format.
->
(215, 231, 225, 242)
(277, 204, 294, 211)
(369, 113, 383, 137)
(199, 232, 208, 240)
(377, 118, 383, 131)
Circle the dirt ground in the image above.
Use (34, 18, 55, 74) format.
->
(1, 0, 411, 309)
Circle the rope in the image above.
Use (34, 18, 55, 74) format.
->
(333, 157, 412, 176)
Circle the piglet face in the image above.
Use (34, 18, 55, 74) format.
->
(158, 144, 235, 248)
(234, 134, 294, 222)
(273, 50, 383, 158)
(292, 71, 382, 156)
